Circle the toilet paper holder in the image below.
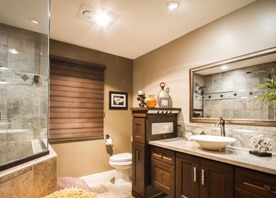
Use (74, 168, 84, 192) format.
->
(105, 134, 113, 146)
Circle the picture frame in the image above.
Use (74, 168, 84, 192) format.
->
(109, 91, 128, 110)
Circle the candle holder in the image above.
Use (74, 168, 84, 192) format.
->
(137, 93, 146, 107)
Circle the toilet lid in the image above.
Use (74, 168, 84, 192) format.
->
(110, 153, 132, 162)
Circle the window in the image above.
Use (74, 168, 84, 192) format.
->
(49, 56, 106, 142)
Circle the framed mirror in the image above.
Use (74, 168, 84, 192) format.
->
(190, 47, 276, 126)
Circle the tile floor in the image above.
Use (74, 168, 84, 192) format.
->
(81, 170, 134, 198)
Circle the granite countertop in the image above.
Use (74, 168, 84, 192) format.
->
(149, 137, 276, 175)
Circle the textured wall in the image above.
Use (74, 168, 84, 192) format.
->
(50, 40, 133, 177)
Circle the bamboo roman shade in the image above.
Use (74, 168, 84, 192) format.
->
(49, 56, 106, 142)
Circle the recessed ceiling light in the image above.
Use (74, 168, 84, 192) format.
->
(81, 8, 112, 27)
(221, 65, 228, 70)
(30, 19, 39, 25)
(94, 11, 112, 26)
(166, 1, 180, 10)
(8, 48, 19, 54)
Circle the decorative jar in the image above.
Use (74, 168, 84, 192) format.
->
(157, 82, 170, 108)
(146, 94, 157, 107)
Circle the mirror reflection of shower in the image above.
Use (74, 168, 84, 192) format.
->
(194, 83, 206, 95)
(193, 83, 206, 117)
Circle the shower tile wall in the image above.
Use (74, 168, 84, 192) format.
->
(195, 63, 276, 119)
(0, 23, 48, 164)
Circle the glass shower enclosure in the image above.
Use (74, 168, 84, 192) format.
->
(0, 0, 49, 170)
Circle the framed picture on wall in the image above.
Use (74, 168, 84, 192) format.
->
(109, 91, 128, 110)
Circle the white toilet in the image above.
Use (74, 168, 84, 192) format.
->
(109, 152, 132, 185)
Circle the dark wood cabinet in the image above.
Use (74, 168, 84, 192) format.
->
(132, 114, 147, 198)
(132, 142, 147, 197)
(130, 109, 276, 198)
(131, 108, 180, 198)
(151, 146, 175, 197)
(176, 152, 234, 198)
(133, 118, 146, 144)
(235, 167, 276, 198)
(176, 153, 200, 198)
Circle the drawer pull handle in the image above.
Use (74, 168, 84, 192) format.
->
(181, 195, 188, 198)
(193, 167, 197, 182)
(152, 153, 172, 161)
(201, 169, 205, 186)
(136, 150, 140, 161)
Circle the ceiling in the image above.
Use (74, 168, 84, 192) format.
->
(1, 0, 256, 59)
(0, 0, 49, 34)
(50, 0, 256, 59)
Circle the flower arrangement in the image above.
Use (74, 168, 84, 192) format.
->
(249, 134, 272, 157)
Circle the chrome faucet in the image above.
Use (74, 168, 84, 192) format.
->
(216, 117, 225, 136)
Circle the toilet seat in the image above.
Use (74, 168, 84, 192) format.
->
(110, 153, 132, 162)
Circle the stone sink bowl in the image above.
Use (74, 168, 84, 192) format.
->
(190, 135, 236, 150)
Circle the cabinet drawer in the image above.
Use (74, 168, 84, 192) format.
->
(151, 159, 175, 197)
(151, 146, 175, 165)
(235, 167, 276, 198)
(132, 118, 145, 143)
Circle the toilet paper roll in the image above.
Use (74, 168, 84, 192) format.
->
(105, 138, 113, 145)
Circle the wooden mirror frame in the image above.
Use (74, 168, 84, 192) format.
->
(189, 47, 276, 127)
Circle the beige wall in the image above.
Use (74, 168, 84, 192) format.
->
(133, 0, 276, 124)
(50, 40, 133, 177)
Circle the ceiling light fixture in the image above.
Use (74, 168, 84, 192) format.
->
(30, 19, 39, 25)
(8, 48, 19, 54)
(166, 1, 180, 10)
(94, 11, 112, 27)
(81, 8, 112, 27)
(221, 65, 228, 70)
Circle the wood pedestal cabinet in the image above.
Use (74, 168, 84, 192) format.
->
(132, 142, 146, 197)
(131, 108, 180, 198)
(176, 152, 234, 198)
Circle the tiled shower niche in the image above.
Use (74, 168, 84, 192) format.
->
(193, 63, 276, 119)
(0, 23, 49, 166)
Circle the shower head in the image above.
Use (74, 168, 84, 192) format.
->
(194, 83, 206, 94)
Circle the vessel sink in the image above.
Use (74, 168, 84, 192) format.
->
(190, 135, 236, 150)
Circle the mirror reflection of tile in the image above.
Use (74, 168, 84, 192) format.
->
(193, 63, 276, 120)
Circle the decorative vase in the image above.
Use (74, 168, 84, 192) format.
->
(166, 87, 173, 108)
(157, 82, 170, 108)
(146, 94, 157, 107)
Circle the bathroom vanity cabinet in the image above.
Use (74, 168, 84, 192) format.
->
(131, 108, 181, 198)
(151, 146, 175, 197)
(235, 167, 276, 198)
(176, 152, 234, 198)
(131, 108, 276, 198)
(148, 138, 276, 198)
